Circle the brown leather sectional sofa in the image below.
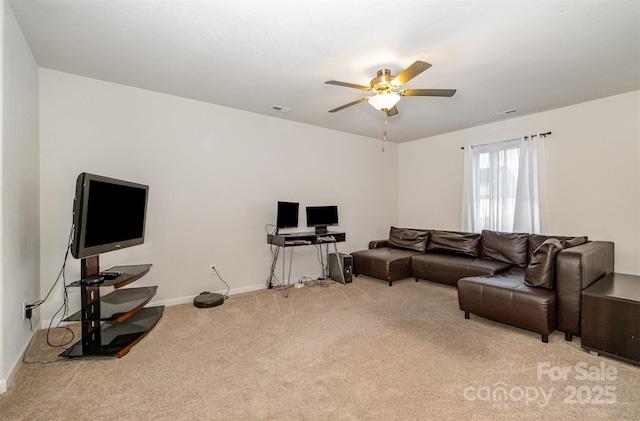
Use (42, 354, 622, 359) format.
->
(351, 227, 614, 342)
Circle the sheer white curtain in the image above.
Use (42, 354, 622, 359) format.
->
(462, 136, 545, 233)
(513, 137, 541, 233)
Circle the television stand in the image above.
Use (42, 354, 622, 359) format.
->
(60, 256, 164, 358)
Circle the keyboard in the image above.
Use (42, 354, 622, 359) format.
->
(285, 240, 311, 245)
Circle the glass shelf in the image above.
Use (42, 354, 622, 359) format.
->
(64, 286, 157, 322)
(61, 306, 165, 358)
(68, 264, 152, 288)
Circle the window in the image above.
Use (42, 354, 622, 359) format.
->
(462, 137, 542, 233)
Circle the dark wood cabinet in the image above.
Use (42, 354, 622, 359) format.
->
(581, 273, 640, 366)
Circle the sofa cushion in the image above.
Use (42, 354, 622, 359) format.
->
(369, 239, 389, 249)
(351, 247, 422, 282)
(525, 238, 563, 289)
(480, 230, 529, 267)
(563, 236, 588, 248)
(458, 268, 557, 335)
(387, 227, 430, 252)
(411, 253, 512, 286)
(528, 234, 587, 259)
(427, 230, 481, 257)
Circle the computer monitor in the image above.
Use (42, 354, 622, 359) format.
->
(276, 201, 299, 233)
(306, 205, 338, 234)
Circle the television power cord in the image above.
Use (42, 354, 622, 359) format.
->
(23, 222, 77, 364)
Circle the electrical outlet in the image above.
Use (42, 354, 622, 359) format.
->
(209, 264, 217, 275)
(23, 301, 28, 320)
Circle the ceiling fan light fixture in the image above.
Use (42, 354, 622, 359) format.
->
(368, 92, 401, 111)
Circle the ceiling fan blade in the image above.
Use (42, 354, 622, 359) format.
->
(328, 97, 369, 113)
(400, 88, 457, 97)
(391, 61, 432, 87)
(325, 80, 371, 91)
(386, 106, 399, 117)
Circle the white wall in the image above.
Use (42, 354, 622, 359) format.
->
(1, 1, 40, 393)
(39, 69, 399, 322)
(399, 91, 640, 275)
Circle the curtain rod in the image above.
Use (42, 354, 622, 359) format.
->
(460, 131, 552, 150)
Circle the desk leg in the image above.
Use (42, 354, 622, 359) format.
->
(322, 244, 329, 278)
(283, 247, 294, 298)
(267, 246, 280, 289)
(332, 243, 346, 285)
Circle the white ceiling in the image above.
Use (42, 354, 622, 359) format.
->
(9, 0, 640, 143)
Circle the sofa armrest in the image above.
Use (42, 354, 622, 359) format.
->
(555, 241, 614, 336)
(369, 240, 388, 249)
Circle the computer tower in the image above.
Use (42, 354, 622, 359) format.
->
(328, 253, 353, 284)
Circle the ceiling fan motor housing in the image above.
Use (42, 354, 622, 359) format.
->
(371, 69, 397, 94)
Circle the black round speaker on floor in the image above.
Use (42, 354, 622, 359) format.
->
(193, 291, 225, 308)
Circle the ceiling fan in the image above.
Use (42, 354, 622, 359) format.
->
(326, 61, 456, 116)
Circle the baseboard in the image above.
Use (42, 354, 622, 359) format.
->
(41, 281, 269, 329)
(0, 331, 34, 395)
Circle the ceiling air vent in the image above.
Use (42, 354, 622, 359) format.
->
(271, 105, 293, 113)
(492, 109, 518, 117)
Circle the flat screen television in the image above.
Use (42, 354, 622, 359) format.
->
(71, 172, 149, 259)
(276, 201, 299, 233)
(306, 205, 338, 234)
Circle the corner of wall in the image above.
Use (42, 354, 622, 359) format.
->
(1, 0, 41, 393)
(0, 0, 7, 392)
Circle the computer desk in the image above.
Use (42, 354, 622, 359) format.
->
(267, 231, 346, 297)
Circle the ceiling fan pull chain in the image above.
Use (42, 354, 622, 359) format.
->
(382, 116, 388, 152)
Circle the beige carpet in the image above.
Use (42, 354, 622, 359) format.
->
(2, 276, 639, 420)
